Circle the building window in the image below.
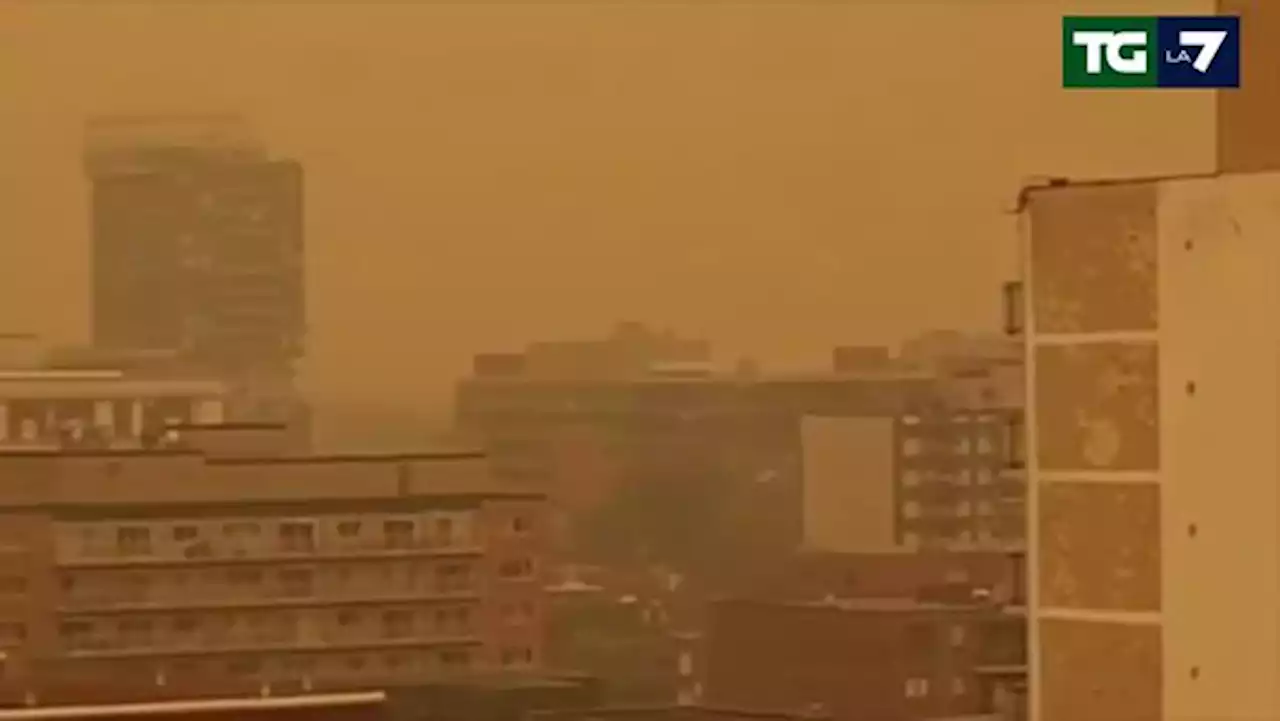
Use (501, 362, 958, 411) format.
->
(282, 655, 315, 676)
(904, 678, 930, 698)
(384, 652, 412, 672)
(977, 436, 995, 455)
(382, 610, 414, 639)
(956, 437, 972, 455)
(0, 623, 26, 646)
(336, 610, 359, 630)
(226, 656, 263, 677)
(172, 525, 199, 542)
(977, 501, 994, 516)
(976, 468, 994, 485)
(902, 438, 923, 457)
(435, 606, 471, 633)
(902, 415, 922, 426)
(511, 516, 530, 534)
(440, 649, 470, 668)
(279, 521, 316, 553)
(172, 615, 200, 635)
(501, 602, 534, 626)
(902, 532, 920, 549)
(678, 650, 694, 677)
(901, 470, 921, 487)
(116, 526, 152, 556)
(1005, 414, 1026, 469)
(498, 558, 535, 579)
(903, 502, 921, 520)
(384, 519, 416, 550)
(227, 568, 264, 590)
(500, 647, 533, 667)
(949, 624, 967, 647)
(344, 655, 367, 672)
(118, 618, 153, 647)
(222, 521, 260, 537)
(58, 620, 90, 648)
(951, 677, 967, 696)
(278, 568, 314, 598)
(956, 469, 972, 486)
(336, 521, 361, 538)
(434, 518, 454, 544)
(956, 501, 972, 517)
(436, 563, 472, 592)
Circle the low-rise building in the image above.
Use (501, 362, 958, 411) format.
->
(0, 370, 227, 450)
(0, 424, 546, 687)
(0, 691, 388, 721)
(545, 575, 699, 707)
(704, 598, 1024, 721)
(726, 550, 1025, 607)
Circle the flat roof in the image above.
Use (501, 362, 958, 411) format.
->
(0, 691, 385, 719)
(716, 597, 1001, 614)
(1012, 168, 1280, 210)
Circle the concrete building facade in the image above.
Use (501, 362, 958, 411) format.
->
(1018, 169, 1280, 721)
(0, 430, 546, 688)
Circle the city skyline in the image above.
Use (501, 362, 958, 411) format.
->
(0, 0, 1209, 427)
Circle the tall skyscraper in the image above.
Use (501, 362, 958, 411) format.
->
(83, 114, 305, 422)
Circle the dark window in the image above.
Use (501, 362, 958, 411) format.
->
(116, 526, 152, 555)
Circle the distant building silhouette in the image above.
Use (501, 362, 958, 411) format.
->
(82, 114, 305, 430)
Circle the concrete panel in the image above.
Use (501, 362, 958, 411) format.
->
(1158, 171, 1280, 721)
(1028, 184, 1158, 334)
(1038, 482, 1160, 612)
(1039, 617, 1161, 721)
(799, 416, 896, 553)
(1034, 343, 1159, 472)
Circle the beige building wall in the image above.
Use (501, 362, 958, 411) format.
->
(1216, 0, 1280, 173)
(799, 415, 896, 553)
(1021, 170, 1280, 721)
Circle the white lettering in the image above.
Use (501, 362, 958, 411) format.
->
(1071, 29, 1148, 74)
(1179, 30, 1227, 73)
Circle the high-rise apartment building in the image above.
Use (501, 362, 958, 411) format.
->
(1015, 4, 1280, 721)
(83, 115, 304, 423)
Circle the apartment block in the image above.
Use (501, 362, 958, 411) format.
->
(0, 429, 547, 688)
(1017, 168, 1280, 721)
(704, 598, 1023, 721)
(894, 409, 1024, 549)
(800, 406, 1023, 553)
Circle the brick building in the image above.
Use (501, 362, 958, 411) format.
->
(704, 598, 1023, 721)
(0, 424, 546, 687)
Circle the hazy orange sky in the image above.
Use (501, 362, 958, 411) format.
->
(0, 1, 1213, 431)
